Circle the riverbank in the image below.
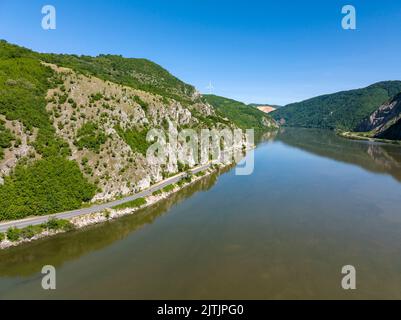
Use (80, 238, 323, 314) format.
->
(337, 130, 401, 145)
(0, 162, 228, 250)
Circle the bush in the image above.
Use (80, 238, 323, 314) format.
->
(183, 170, 193, 183)
(112, 197, 146, 210)
(177, 161, 190, 173)
(162, 184, 175, 193)
(0, 232, 4, 242)
(133, 95, 149, 113)
(44, 218, 75, 232)
(6, 227, 21, 242)
(90, 92, 103, 102)
(75, 122, 107, 152)
(20, 225, 43, 239)
(115, 125, 149, 156)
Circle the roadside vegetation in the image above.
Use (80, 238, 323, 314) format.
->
(1, 218, 75, 243)
(112, 197, 147, 210)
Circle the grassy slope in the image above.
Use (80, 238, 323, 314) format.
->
(271, 81, 401, 130)
(203, 94, 276, 131)
(40, 52, 196, 104)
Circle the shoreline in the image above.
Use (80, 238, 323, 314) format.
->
(337, 131, 401, 146)
(0, 161, 232, 250)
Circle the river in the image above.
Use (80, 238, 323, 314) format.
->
(1, 128, 401, 299)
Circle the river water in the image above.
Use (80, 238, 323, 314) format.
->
(1, 128, 401, 299)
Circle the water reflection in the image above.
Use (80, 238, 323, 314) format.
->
(275, 128, 401, 182)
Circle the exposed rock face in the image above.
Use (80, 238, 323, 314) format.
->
(0, 117, 38, 185)
(375, 118, 401, 140)
(256, 106, 276, 114)
(357, 93, 401, 140)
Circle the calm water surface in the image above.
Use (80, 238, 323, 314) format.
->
(1, 128, 401, 299)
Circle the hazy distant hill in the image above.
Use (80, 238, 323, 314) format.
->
(271, 81, 401, 130)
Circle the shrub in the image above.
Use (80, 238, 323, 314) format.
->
(133, 95, 149, 112)
(114, 125, 149, 156)
(6, 227, 21, 242)
(102, 210, 111, 219)
(20, 225, 43, 239)
(75, 122, 107, 152)
(162, 184, 175, 193)
(112, 197, 147, 210)
(177, 161, 190, 173)
(90, 92, 103, 102)
(44, 218, 75, 232)
(0, 232, 4, 242)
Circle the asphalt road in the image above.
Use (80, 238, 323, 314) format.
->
(0, 163, 211, 233)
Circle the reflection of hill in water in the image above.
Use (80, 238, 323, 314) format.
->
(276, 128, 401, 182)
(0, 166, 233, 277)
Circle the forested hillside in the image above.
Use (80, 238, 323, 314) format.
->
(272, 81, 401, 130)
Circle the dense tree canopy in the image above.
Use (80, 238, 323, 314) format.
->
(0, 157, 97, 220)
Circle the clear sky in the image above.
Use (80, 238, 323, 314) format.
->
(1, 0, 401, 105)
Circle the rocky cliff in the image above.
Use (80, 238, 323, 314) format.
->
(357, 93, 401, 140)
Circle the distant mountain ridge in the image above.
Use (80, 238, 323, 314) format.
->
(271, 81, 401, 130)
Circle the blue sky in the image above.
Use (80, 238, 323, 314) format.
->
(1, 0, 401, 105)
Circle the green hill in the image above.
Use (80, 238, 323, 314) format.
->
(203, 95, 277, 131)
(272, 81, 401, 130)
(0, 40, 240, 221)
